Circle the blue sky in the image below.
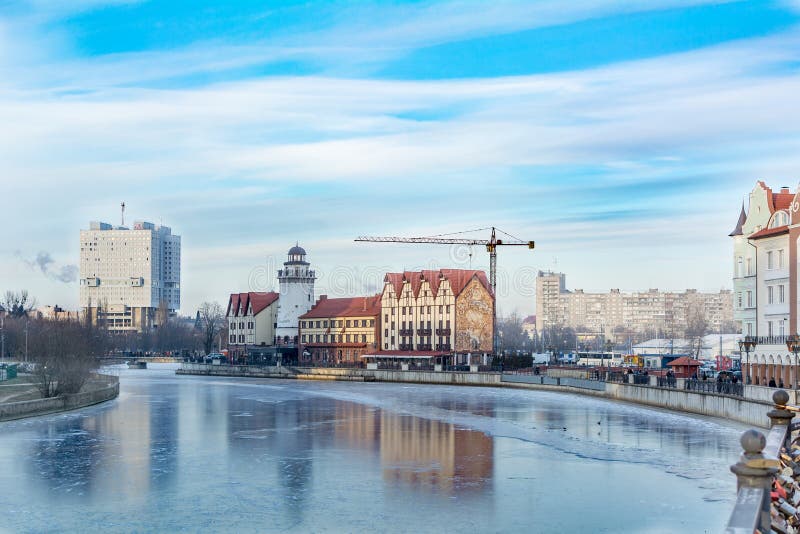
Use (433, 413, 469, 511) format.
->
(2, 0, 800, 315)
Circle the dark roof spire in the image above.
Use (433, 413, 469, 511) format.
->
(729, 203, 747, 236)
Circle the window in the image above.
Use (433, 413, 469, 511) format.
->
(323, 320, 329, 328)
(768, 321, 774, 337)
(780, 285, 785, 303)
(746, 257, 753, 275)
(737, 257, 743, 277)
(737, 293, 743, 308)
(362, 334, 367, 343)
(780, 320, 786, 336)
(427, 306, 431, 314)
(385, 329, 388, 337)
(768, 251, 774, 269)
(768, 286, 774, 304)
(301, 335, 306, 342)
(385, 314, 388, 322)
(346, 334, 351, 342)
(346, 320, 352, 328)
(370, 319, 375, 327)
(780, 249, 785, 269)
(747, 291, 753, 307)
(747, 323, 753, 336)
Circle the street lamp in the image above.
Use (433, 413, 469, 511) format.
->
(739, 336, 757, 385)
(786, 335, 800, 393)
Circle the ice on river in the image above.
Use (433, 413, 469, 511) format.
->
(0, 365, 746, 533)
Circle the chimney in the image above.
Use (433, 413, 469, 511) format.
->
(319, 295, 327, 301)
(782, 186, 790, 194)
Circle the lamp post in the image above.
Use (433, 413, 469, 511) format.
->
(786, 335, 800, 394)
(739, 337, 756, 385)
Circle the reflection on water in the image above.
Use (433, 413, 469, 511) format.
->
(0, 367, 748, 533)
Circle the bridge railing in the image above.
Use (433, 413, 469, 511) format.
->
(725, 390, 793, 533)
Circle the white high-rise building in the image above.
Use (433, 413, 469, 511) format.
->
(79, 220, 181, 332)
(275, 244, 315, 345)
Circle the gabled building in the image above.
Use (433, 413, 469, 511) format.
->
(732, 182, 800, 387)
(298, 295, 381, 364)
(380, 269, 494, 364)
(226, 292, 279, 356)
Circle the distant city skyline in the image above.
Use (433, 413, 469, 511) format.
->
(2, 0, 800, 314)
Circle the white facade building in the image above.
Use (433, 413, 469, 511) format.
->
(731, 181, 800, 387)
(79, 220, 180, 332)
(275, 245, 315, 345)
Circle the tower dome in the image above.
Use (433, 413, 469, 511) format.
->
(288, 244, 306, 256)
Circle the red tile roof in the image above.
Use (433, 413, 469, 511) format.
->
(774, 193, 794, 211)
(667, 357, 702, 367)
(226, 292, 279, 317)
(382, 269, 491, 299)
(749, 225, 789, 240)
(300, 295, 381, 319)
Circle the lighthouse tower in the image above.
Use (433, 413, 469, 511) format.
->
(275, 244, 316, 345)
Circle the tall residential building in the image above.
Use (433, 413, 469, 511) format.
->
(79, 220, 180, 332)
(275, 244, 316, 345)
(380, 269, 495, 363)
(731, 182, 800, 387)
(535, 271, 733, 338)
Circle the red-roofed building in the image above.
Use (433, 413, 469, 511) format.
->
(226, 292, 280, 357)
(298, 295, 381, 364)
(731, 182, 800, 388)
(380, 269, 495, 364)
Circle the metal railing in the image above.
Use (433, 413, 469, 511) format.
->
(725, 390, 792, 533)
(685, 378, 744, 397)
(632, 374, 650, 385)
(657, 376, 677, 388)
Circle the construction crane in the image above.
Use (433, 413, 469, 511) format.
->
(355, 227, 535, 356)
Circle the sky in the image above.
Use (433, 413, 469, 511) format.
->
(2, 0, 800, 317)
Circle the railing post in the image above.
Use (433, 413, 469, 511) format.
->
(729, 429, 777, 533)
(768, 389, 795, 449)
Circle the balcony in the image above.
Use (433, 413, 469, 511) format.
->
(398, 344, 413, 351)
(435, 328, 451, 336)
(399, 329, 414, 336)
(435, 344, 452, 351)
(417, 344, 432, 351)
(748, 335, 791, 346)
(417, 328, 432, 336)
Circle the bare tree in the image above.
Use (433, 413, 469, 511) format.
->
(498, 312, 528, 353)
(2, 290, 36, 318)
(199, 302, 225, 355)
(685, 303, 708, 359)
(28, 319, 100, 397)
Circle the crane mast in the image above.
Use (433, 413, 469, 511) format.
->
(355, 227, 534, 357)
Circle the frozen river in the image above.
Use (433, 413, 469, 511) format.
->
(0, 365, 747, 533)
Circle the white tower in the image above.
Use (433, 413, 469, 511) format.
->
(275, 244, 315, 345)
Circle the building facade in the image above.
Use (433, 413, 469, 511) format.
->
(732, 182, 800, 386)
(275, 245, 316, 345)
(535, 271, 733, 339)
(298, 295, 381, 364)
(79, 220, 180, 332)
(226, 292, 279, 356)
(380, 270, 494, 361)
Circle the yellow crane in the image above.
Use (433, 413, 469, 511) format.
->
(355, 227, 535, 356)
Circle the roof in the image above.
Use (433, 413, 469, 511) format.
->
(522, 315, 536, 325)
(382, 269, 492, 299)
(300, 295, 381, 319)
(226, 292, 279, 317)
(667, 357, 702, 367)
(773, 193, 794, 211)
(288, 244, 306, 256)
(749, 225, 789, 240)
(729, 204, 747, 237)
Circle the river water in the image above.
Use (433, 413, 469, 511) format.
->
(0, 365, 748, 533)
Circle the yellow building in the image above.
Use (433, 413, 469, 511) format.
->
(298, 295, 381, 364)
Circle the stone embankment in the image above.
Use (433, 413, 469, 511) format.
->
(0, 374, 120, 422)
(177, 363, 776, 428)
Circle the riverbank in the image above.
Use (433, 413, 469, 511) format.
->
(177, 363, 774, 428)
(0, 374, 120, 422)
